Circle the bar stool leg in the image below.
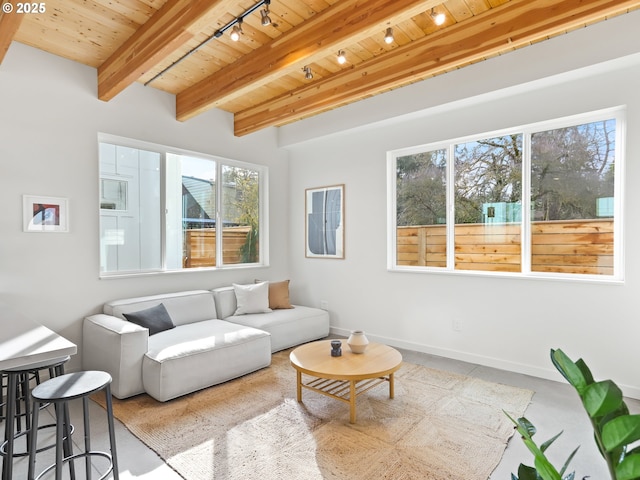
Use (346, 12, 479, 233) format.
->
(0, 374, 4, 421)
(0, 373, 4, 420)
(81, 396, 91, 480)
(2, 373, 17, 480)
(62, 402, 76, 480)
(55, 402, 64, 480)
(105, 384, 119, 480)
(19, 372, 33, 450)
(14, 374, 23, 433)
(27, 401, 75, 480)
(27, 395, 39, 480)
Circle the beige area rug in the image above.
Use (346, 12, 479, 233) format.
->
(94, 349, 533, 480)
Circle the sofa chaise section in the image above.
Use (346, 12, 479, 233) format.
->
(142, 319, 271, 402)
(83, 290, 271, 401)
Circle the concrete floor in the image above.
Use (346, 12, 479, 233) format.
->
(3, 343, 638, 479)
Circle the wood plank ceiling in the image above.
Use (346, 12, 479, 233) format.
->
(2, 0, 639, 136)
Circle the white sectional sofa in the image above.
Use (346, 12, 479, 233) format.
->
(82, 285, 329, 402)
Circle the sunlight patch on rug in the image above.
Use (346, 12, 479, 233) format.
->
(94, 349, 533, 480)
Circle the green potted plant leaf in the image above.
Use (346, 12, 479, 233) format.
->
(507, 348, 640, 480)
(505, 411, 578, 480)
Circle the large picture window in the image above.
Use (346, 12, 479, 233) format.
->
(99, 136, 267, 276)
(389, 108, 623, 281)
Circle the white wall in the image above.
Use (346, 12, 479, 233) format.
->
(2, 11, 640, 397)
(0, 43, 289, 371)
(285, 11, 640, 397)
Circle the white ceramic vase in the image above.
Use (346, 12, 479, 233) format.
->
(347, 330, 369, 354)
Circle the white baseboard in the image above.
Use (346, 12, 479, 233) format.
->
(329, 327, 640, 400)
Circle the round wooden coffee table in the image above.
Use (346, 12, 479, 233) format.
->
(290, 340, 402, 423)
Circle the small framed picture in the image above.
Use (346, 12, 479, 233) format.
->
(305, 184, 344, 259)
(23, 195, 69, 233)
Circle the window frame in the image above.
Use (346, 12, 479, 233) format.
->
(98, 133, 269, 278)
(387, 107, 625, 283)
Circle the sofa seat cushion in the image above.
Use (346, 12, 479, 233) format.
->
(142, 319, 271, 401)
(225, 306, 329, 353)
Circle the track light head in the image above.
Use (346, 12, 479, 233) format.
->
(230, 18, 243, 41)
(260, 8, 271, 26)
(337, 50, 346, 65)
(384, 27, 394, 44)
(431, 8, 446, 26)
(303, 66, 313, 80)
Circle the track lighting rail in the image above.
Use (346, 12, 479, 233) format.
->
(146, 1, 445, 86)
(145, 0, 271, 87)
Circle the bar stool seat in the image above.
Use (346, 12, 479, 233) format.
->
(28, 371, 119, 480)
(1, 356, 71, 480)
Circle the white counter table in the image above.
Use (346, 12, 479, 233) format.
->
(0, 302, 77, 370)
(0, 302, 77, 480)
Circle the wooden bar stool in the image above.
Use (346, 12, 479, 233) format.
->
(28, 371, 119, 480)
(1, 356, 71, 480)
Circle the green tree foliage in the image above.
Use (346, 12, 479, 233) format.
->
(223, 166, 260, 263)
(395, 120, 615, 227)
(396, 150, 446, 226)
(454, 134, 522, 224)
(531, 120, 615, 221)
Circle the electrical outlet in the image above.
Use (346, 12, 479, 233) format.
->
(320, 300, 329, 310)
(452, 318, 462, 332)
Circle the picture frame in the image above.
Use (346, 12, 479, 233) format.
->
(23, 195, 69, 233)
(305, 184, 344, 259)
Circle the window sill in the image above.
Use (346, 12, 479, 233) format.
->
(387, 266, 624, 285)
(99, 263, 270, 280)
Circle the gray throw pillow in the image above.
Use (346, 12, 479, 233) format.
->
(123, 303, 175, 336)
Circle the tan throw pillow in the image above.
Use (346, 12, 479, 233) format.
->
(256, 279, 293, 309)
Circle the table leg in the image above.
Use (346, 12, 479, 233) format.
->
(389, 372, 395, 399)
(349, 381, 356, 424)
(296, 370, 302, 402)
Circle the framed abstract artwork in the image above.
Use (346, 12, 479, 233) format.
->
(305, 184, 344, 259)
(23, 195, 69, 233)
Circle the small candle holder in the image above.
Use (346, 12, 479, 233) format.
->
(330, 340, 342, 357)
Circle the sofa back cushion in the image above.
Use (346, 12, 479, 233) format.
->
(104, 290, 217, 327)
(211, 286, 237, 319)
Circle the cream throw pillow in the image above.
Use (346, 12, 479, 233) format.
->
(233, 282, 272, 315)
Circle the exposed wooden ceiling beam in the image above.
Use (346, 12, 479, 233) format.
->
(234, 0, 639, 136)
(0, 11, 24, 64)
(176, 0, 441, 122)
(98, 0, 237, 102)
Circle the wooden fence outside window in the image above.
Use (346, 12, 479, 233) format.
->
(185, 219, 613, 274)
(183, 226, 253, 267)
(397, 219, 613, 275)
